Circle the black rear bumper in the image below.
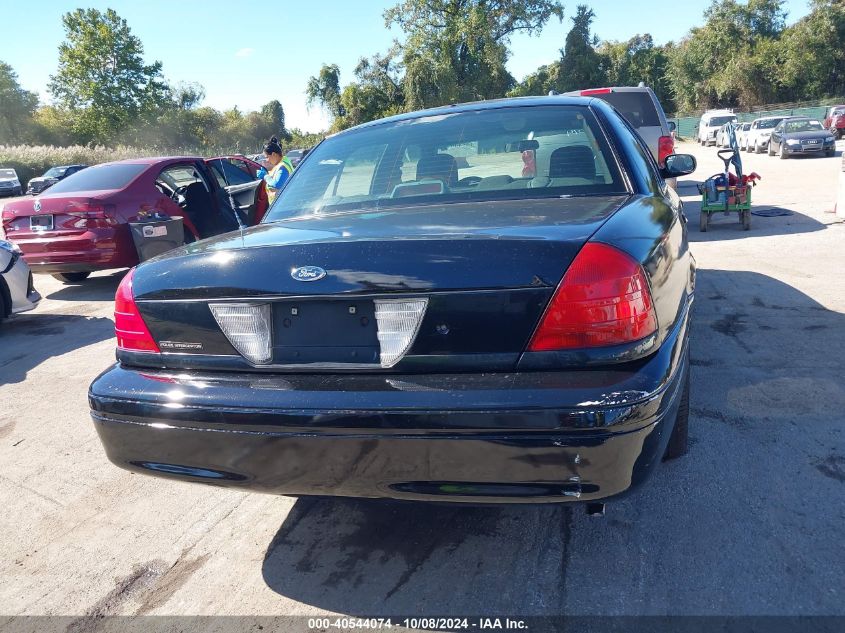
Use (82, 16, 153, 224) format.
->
(89, 306, 690, 504)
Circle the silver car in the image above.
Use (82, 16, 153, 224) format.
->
(0, 238, 40, 323)
(563, 85, 676, 166)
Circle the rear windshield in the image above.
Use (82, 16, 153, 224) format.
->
(265, 105, 626, 221)
(0, 169, 16, 179)
(592, 92, 660, 127)
(707, 116, 736, 127)
(756, 118, 783, 129)
(47, 163, 146, 194)
(44, 167, 68, 178)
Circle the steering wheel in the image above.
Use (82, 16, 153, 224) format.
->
(171, 185, 189, 205)
(457, 176, 482, 187)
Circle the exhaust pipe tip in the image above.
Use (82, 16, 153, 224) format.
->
(585, 502, 605, 517)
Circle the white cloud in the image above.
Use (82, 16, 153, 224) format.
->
(235, 48, 255, 58)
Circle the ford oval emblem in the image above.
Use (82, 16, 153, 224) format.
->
(291, 266, 327, 282)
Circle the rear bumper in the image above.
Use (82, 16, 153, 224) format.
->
(1, 255, 40, 315)
(16, 226, 137, 273)
(89, 306, 691, 504)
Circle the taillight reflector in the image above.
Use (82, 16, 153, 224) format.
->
(115, 268, 160, 353)
(658, 135, 675, 167)
(580, 88, 613, 95)
(528, 243, 657, 351)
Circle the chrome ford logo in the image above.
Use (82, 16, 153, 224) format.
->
(33, 200, 41, 212)
(291, 266, 327, 282)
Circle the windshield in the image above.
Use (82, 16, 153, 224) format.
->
(785, 120, 824, 133)
(708, 116, 736, 127)
(757, 118, 783, 129)
(590, 92, 660, 127)
(0, 169, 17, 179)
(43, 167, 67, 178)
(46, 163, 146, 194)
(265, 105, 626, 221)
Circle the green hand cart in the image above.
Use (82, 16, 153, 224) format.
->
(698, 148, 753, 232)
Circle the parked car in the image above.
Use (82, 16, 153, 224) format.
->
(1, 156, 264, 283)
(0, 168, 23, 197)
(768, 117, 836, 159)
(736, 122, 752, 149)
(745, 116, 785, 153)
(822, 105, 845, 139)
(0, 238, 40, 323)
(284, 148, 308, 167)
(563, 85, 676, 167)
(89, 96, 698, 507)
(697, 110, 737, 146)
(26, 164, 88, 195)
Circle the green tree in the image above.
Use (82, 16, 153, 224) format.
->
(555, 5, 606, 93)
(598, 35, 674, 111)
(48, 8, 169, 144)
(386, 0, 564, 109)
(0, 61, 38, 144)
(338, 49, 405, 129)
(306, 64, 345, 120)
(508, 63, 557, 96)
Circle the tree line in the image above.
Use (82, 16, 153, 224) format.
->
(308, 0, 845, 132)
(2, 1, 844, 153)
(0, 8, 321, 153)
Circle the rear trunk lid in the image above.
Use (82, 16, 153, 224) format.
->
(2, 190, 119, 238)
(130, 196, 628, 372)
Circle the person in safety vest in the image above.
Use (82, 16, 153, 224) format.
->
(256, 136, 295, 205)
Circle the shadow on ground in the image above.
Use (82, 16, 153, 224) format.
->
(261, 270, 845, 617)
(44, 270, 126, 302)
(0, 312, 113, 384)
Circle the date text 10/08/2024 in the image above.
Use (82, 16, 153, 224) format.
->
(306, 618, 529, 630)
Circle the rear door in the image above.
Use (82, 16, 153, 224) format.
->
(590, 90, 666, 160)
(206, 158, 262, 225)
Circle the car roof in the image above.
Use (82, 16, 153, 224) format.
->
(94, 156, 203, 167)
(337, 95, 604, 135)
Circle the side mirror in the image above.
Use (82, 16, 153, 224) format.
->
(661, 153, 697, 179)
(667, 121, 677, 132)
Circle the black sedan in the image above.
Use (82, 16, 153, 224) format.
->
(768, 117, 836, 158)
(26, 164, 88, 194)
(89, 96, 697, 506)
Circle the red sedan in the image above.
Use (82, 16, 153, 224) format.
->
(1, 156, 267, 283)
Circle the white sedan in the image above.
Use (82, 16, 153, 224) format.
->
(0, 239, 41, 323)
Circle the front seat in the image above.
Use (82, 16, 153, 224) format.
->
(416, 153, 458, 188)
(549, 146, 596, 181)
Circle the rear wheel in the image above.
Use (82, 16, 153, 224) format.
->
(767, 143, 775, 156)
(663, 360, 690, 461)
(741, 210, 751, 231)
(699, 210, 708, 232)
(52, 272, 91, 283)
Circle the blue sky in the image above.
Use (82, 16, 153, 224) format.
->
(0, 0, 812, 132)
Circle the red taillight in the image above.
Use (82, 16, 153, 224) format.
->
(580, 88, 612, 96)
(658, 135, 675, 167)
(528, 243, 658, 351)
(114, 268, 160, 353)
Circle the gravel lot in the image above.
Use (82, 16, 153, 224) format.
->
(1, 141, 844, 624)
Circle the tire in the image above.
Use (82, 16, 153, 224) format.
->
(742, 210, 751, 231)
(663, 358, 690, 461)
(699, 210, 708, 232)
(767, 143, 775, 156)
(0, 285, 6, 324)
(826, 148, 835, 158)
(779, 144, 789, 160)
(51, 272, 91, 283)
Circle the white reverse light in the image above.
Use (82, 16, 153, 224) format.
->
(209, 303, 273, 365)
(374, 298, 428, 368)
